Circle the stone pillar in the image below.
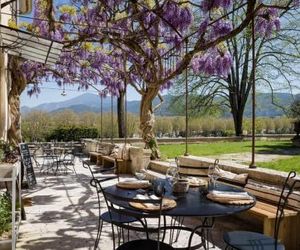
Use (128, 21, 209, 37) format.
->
(129, 146, 152, 174)
(0, 51, 9, 141)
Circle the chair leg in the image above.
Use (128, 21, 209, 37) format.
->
(72, 163, 77, 175)
(112, 224, 116, 250)
(94, 219, 103, 250)
(127, 226, 130, 242)
(117, 227, 121, 247)
(174, 216, 184, 243)
(121, 228, 125, 244)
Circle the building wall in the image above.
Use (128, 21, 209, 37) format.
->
(0, 4, 12, 141)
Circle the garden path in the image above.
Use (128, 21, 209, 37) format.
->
(16, 158, 256, 250)
(214, 152, 291, 164)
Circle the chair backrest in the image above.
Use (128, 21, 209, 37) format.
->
(274, 171, 300, 247)
(177, 157, 209, 178)
(82, 160, 97, 179)
(89, 176, 117, 216)
(96, 179, 165, 249)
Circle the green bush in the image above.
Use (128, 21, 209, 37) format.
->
(46, 126, 99, 141)
(0, 193, 12, 237)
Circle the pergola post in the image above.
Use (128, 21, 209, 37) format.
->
(184, 38, 189, 156)
(110, 94, 113, 144)
(100, 93, 103, 143)
(250, 12, 257, 169)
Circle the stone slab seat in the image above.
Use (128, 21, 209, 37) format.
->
(149, 156, 300, 250)
(89, 142, 115, 165)
(89, 151, 103, 164)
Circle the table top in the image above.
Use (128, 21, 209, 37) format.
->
(104, 183, 255, 217)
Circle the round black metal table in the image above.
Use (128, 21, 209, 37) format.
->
(104, 183, 255, 249)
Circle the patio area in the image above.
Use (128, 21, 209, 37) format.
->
(16, 157, 258, 250)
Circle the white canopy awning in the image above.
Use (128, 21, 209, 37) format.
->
(0, 24, 64, 66)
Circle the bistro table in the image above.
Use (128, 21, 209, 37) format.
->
(104, 182, 255, 250)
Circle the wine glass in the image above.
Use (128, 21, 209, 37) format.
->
(135, 170, 146, 180)
(165, 162, 179, 190)
(208, 162, 220, 190)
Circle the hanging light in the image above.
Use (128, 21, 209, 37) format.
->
(61, 85, 67, 96)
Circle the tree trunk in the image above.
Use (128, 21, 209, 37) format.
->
(7, 57, 27, 146)
(117, 90, 125, 138)
(140, 87, 160, 159)
(232, 108, 244, 136)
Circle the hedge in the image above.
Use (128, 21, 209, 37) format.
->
(46, 127, 99, 141)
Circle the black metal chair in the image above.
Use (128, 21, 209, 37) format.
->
(82, 159, 117, 178)
(61, 152, 76, 174)
(223, 171, 299, 250)
(91, 178, 137, 250)
(100, 183, 174, 250)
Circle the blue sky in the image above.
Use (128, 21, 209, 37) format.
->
(20, 82, 142, 107)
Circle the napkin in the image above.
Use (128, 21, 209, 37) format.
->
(131, 194, 177, 211)
(117, 179, 151, 189)
(207, 190, 254, 205)
(135, 194, 160, 200)
(133, 194, 161, 209)
(121, 178, 150, 185)
(187, 177, 207, 186)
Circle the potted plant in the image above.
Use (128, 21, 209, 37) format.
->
(0, 141, 19, 249)
(289, 100, 300, 146)
(0, 140, 19, 164)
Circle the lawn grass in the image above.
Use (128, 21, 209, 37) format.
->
(159, 140, 300, 173)
(159, 140, 293, 158)
(259, 156, 300, 173)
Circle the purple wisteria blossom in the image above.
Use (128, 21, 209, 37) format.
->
(200, 0, 232, 13)
(191, 49, 232, 77)
(255, 7, 280, 37)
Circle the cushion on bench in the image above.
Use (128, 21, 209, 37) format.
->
(218, 169, 248, 187)
(110, 143, 130, 160)
(96, 143, 114, 155)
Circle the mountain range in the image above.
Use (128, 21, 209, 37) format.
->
(20, 92, 296, 117)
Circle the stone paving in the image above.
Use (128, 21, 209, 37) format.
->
(17, 158, 258, 250)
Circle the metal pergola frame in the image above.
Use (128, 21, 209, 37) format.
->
(0, 24, 63, 65)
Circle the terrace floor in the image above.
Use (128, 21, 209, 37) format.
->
(17, 158, 259, 250)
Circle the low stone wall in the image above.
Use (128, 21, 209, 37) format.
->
(83, 139, 152, 174)
(81, 134, 293, 146)
(149, 155, 300, 186)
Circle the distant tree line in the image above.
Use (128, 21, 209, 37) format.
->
(21, 110, 294, 142)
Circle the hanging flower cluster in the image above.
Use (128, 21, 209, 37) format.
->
(255, 7, 280, 37)
(200, 0, 232, 13)
(191, 47, 232, 77)
(19, 0, 299, 97)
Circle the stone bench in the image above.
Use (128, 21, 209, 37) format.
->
(100, 155, 130, 174)
(148, 156, 300, 249)
(89, 142, 132, 174)
(242, 200, 298, 248)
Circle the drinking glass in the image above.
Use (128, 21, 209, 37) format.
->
(135, 170, 145, 180)
(208, 163, 220, 190)
(153, 180, 165, 197)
